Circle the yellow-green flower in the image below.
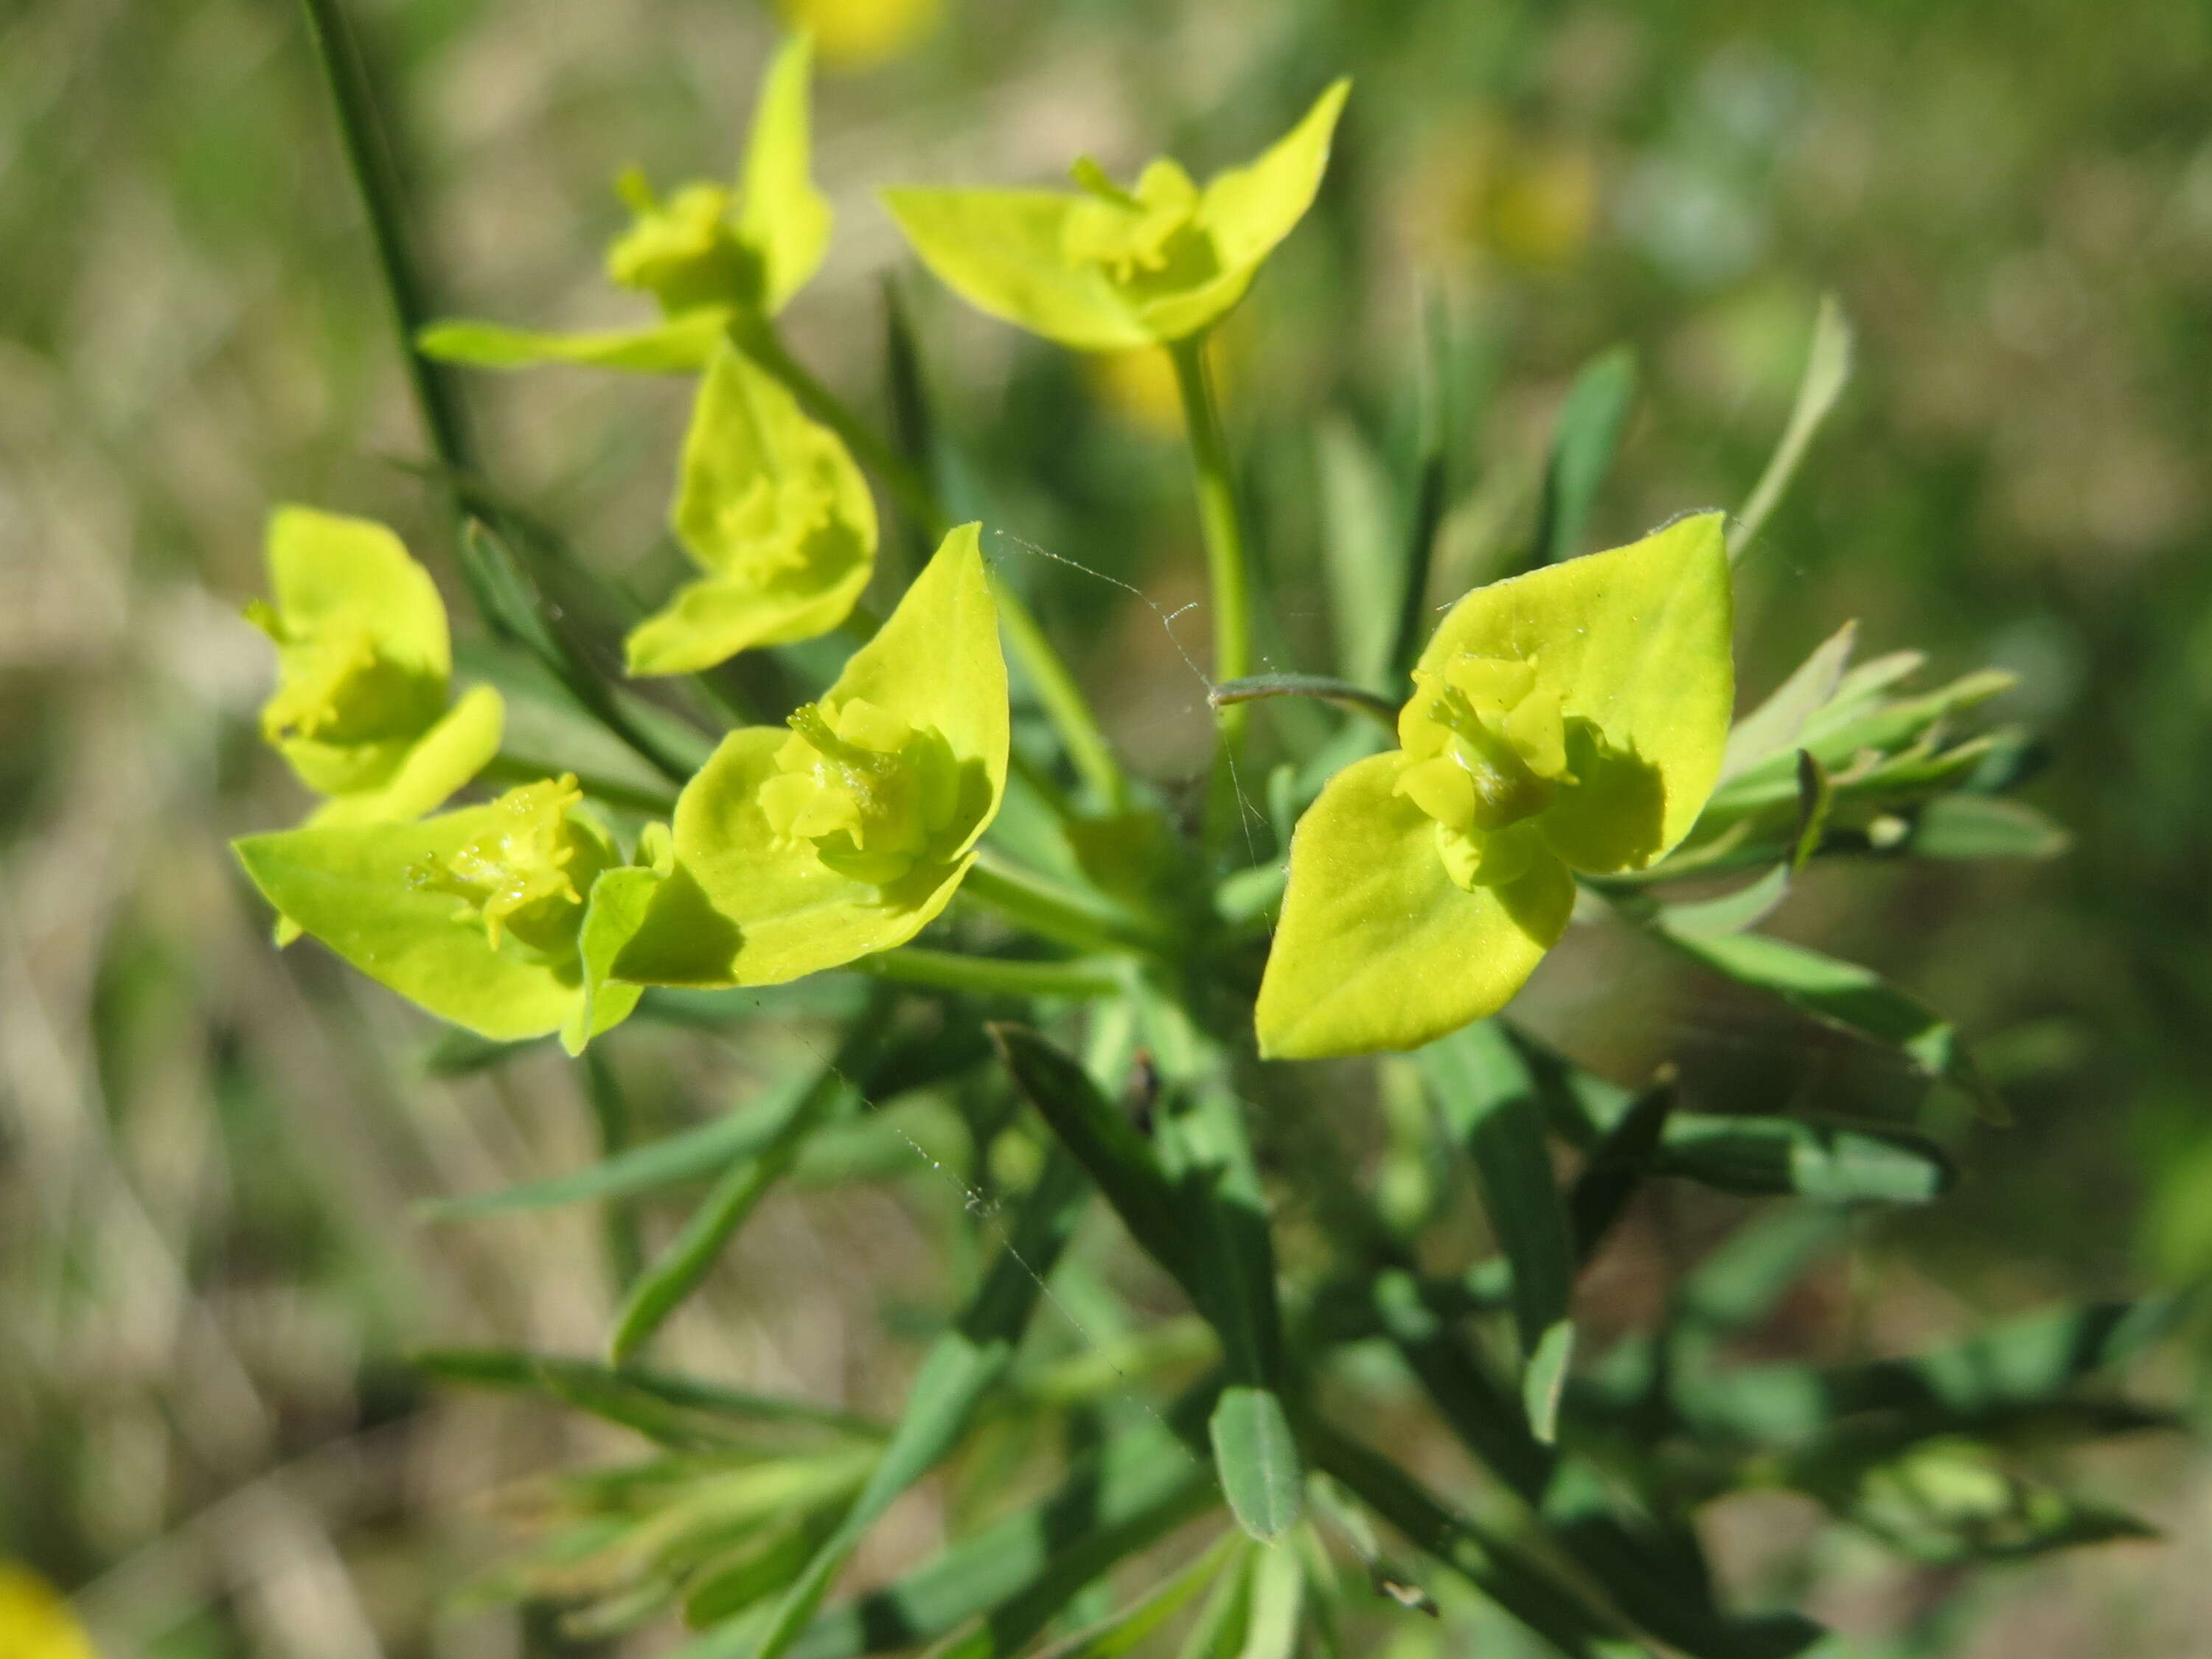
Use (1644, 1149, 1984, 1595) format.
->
(624, 341, 878, 675)
(233, 776, 657, 1053)
(776, 0, 942, 71)
(417, 36, 829, 375)
(248, 506, 502, 830)
(1256, 513, 1735, 1060)
(884, 79, 1349, 351)
(614, 523, 1007, 987)
(0, 1563, 100, 1659)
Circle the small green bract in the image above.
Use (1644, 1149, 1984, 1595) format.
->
(1256, 513, 1735, 1060)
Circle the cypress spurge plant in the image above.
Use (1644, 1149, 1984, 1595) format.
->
(255, 14, 2168, 1658)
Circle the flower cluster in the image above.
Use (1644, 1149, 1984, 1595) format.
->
(239, 44, 1740, 1071)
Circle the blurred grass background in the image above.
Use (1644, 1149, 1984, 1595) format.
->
(4, 0, 2211, 1652)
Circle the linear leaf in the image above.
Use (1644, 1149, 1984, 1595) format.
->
(1528, 346, 1638, 570)
(686, 1410, 1219, 1659)
(1209, 1387, 1303, 1543)
(423, 1074, 826, 1222)
(990, 1024, 1197, 1295)
(1660, 1115, 1955, 1203)
(1304, 1420, 1621, 1659)
(1904, 794, 2070, 861)
(412, 1347, 880, 1441)
(1719, 622, 1857, 784)
(1568, 1075, 1677, 1260)
(1028, 1533, 1243, 1659)
(1316, 415, 1400, 689)
(1419, 1024, 1576, 1391)
(1731, 295, 1854, 557)
(750, 1150, 1093, 1659)
(610, 1066, 850, 1363)
(1652, 925, 1997, 1116)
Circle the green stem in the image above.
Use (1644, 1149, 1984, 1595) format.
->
(295, 0, 473, 474)
(849, 947, 1124, 1001)
(739, 318, 1129, 811)
(962, 852, 1166, 959)
(581, 1047, 645, 1288)
(1169, 334, 1253, 846)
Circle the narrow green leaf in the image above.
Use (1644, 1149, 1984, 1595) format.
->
(1528, 346, 1637, 571)
(411, 1346, 880, 1439)
(990, 1024, 1197, 1295)
(685, 1515, 841, 1627)
(1237, 1539, 1306, 1659)
(1659, 1115, 1955, 1203)
(1719, 622, 1857, 784)
(1903, 794, 2070, 861)
(1419, 1024, 1576, 1386)
(1651, 924, 1997, 1116)
(1521, 1321, 1576, 1447)
(749, 1150, 1092, 1659)
(1731, 295, 1854, 557)
(1303, 1420, 1621, 1659)
(1028, 1534, 1244, 1659)
(1175, 1551, 1256, 1659)
(1315, 415, 1400, 689)
(1653, 866, 1791, 938)
(1158, 1077, 1301, 1539)
(1568, 1075, 1677, 1260)
(678, 1413, 1218, 1659)
(422, 1070, 829, 1221)
(1678, 1206, 1853, 1332)
(1209, 1387, 1303, 1543)
(609, 1065, 849, 1362)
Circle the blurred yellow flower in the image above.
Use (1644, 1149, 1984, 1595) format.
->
(1406, 114, 1597, 274)
(0, 1563, 100, 1659)
(776, 0, 942, 70)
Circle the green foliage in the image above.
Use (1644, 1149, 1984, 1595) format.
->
(198, 10, 2177, 1659)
